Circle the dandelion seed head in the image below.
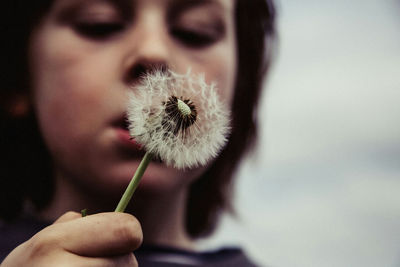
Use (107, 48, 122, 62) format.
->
(127, 69, 231, 169)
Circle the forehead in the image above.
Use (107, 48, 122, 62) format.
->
(170, 0, 235, 10)
(53, 0, 235, 10)
(49, 0, 236, 24)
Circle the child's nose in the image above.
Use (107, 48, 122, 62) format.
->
(123, 14, 170, 83)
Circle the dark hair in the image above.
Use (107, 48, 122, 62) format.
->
(187, 0, 276, 237)
(0, 1, 55, 219)
(0, 0, 276, 238)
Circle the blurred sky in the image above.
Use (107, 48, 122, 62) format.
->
(201, 0, 400, 266)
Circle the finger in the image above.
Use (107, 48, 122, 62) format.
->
(74, 253, 138, 267)
(44, 252, 137, 267)
(106, 253, 138, 267)
(53, 211, 81, 224)
(50, 212, 143, 257)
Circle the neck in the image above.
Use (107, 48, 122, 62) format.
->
(39, 173, 117, 219)
(129, 189, 195, 250)
(39, 174, 195, 250)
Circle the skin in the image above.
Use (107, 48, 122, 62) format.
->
(3, 0, 237, 265)
(2, 212, 142, 266)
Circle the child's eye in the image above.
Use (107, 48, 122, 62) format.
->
(74, 21, 125, 40)
(171, 27, 220, 48)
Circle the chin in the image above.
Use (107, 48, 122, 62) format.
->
(88, 156, 206, 199)
(133, 162, 207, 195)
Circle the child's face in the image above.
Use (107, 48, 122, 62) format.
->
(29, 0, 237, 195)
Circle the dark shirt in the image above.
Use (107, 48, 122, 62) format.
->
(0, 216, 258, 266)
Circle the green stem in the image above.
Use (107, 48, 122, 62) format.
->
(81, 208, 87, 217)
(115, 152, 152, 212)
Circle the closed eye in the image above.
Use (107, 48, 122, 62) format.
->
(170, 28, 220, 48)
(74, 22, 125, 40)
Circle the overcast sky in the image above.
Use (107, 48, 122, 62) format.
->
(202, 1, 400, 266)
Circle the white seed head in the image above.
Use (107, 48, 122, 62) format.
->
(126, 69, 231, 169)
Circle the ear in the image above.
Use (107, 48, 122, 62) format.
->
(8, 94, 31, 117)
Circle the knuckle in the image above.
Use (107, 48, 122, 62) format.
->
(63, 211, 80, 218)
(54, 211, 80, 224)
(27, 229, 59, 259)
(113, 214, 143, 248)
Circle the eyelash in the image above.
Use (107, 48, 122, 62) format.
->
(170, 27, 219, 48)
(73, 21, 221, 48)
(74, 21, 125, 39)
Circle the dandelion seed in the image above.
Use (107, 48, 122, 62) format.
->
(126, 69, 231, 169)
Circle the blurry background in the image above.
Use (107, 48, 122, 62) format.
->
(201, 0, 400, 266)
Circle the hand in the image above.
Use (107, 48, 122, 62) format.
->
(1, 211, 142, 267)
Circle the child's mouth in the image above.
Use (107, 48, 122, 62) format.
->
(114, 116, 142, 150)
(113, 116, 163, 164)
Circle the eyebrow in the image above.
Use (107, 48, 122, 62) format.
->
(168, 0, 227, 21)
(77, 0, 133, 8)
(57, 0, 134, 21)
(173, 0, 225, 9)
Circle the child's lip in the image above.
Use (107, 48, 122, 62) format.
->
(114, 127, 163, 164)
(115, 127, 142, 150)
(112, 116, 142, 150)
(111, 115, 163, 164)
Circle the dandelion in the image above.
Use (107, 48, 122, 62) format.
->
(115, 69, 230, 212)
(127, 69, 230, 168)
